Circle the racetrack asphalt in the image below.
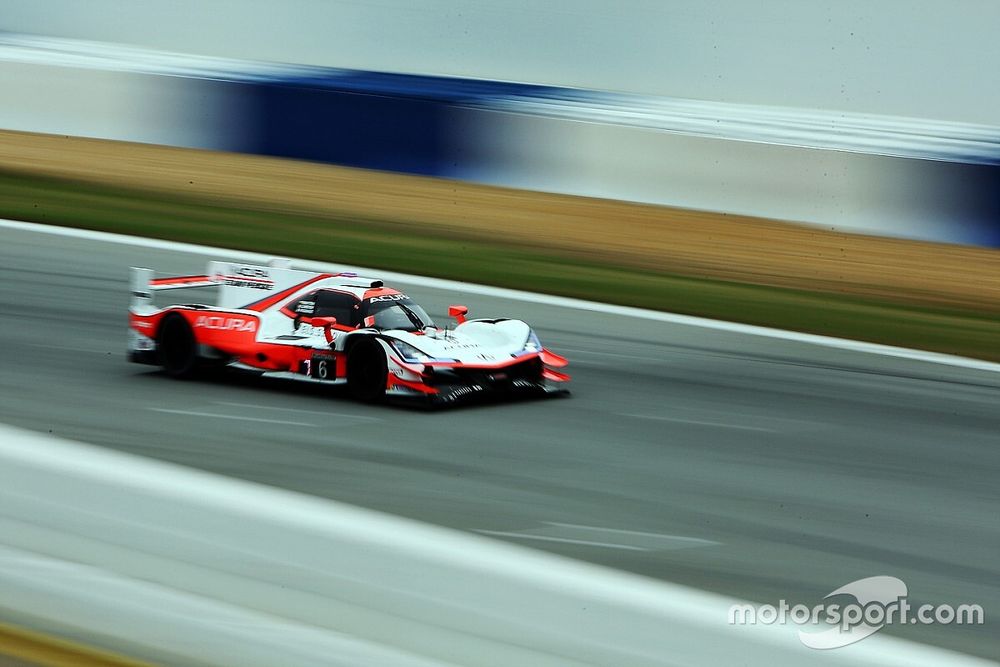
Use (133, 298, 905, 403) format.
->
(0, 225, 997, 659)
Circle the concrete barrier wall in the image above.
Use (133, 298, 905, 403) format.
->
(1, 33, 998, 245)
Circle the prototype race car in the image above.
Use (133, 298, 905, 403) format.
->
(128, 259, 570, 405)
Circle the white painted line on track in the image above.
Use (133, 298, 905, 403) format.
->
(148, 407, 315, 427)
(669, 405, 826, 428)
(619, 413, 775, 432)
(555, 346, 665, 364)
(544, 522, 721, 547)
(22, 341, 109, 355)
(473, 530, 647, 551)
(477, 523, 720, 552)
(215, 401, 381, 421)
(4, 218, 1000, 375)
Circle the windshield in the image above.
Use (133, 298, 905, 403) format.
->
(363, 296, 434, 331)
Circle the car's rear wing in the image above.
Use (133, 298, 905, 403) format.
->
(130, 259, 326, 311)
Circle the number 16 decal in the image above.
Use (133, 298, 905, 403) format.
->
(308, 355, 334, 380)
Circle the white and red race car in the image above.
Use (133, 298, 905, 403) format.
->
(128, 260, 570, 405)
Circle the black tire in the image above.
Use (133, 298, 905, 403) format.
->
(347, 338, 388, 403)
(158, 313, 199, 379)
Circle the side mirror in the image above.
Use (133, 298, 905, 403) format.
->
(448, 304, 469, 324)
(311, 316, 338, 343)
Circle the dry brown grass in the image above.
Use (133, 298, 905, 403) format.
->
(3, 129, 998, 312)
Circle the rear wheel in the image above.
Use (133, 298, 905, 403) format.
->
(158, 314, 199, 378)
(347, 339, 388, 403)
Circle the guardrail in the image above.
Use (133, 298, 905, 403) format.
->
(0, 423, 991, 666)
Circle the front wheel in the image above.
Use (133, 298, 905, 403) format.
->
(347, 339, 388, 403)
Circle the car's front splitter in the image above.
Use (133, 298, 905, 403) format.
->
(389, 379, 569, 407)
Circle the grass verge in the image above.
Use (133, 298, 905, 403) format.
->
(0, 622, 151, 667)
(1, 170, 998, 362)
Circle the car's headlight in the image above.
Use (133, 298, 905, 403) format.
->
(390, 340, 456, 363)
(521, 330, 543, 354)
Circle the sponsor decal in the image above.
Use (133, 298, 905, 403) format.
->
(128, 330, 156, 351)
(232, 266, 271, 280)
(294, 323, 332, 338)
(213, 265, 275, 291)
(440, 342, 484, 350)
(194, 315, 257, 333)
(294, 300, 315, 314)
(219, 279, 274, 290)
(369, 293, 410, 302)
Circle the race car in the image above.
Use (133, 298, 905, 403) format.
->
(128, 259, 570, 405)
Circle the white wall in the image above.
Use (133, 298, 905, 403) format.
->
(0, 61, 246, 150)
(452, 109, 999, 245)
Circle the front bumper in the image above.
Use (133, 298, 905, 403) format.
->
(390, 356, 570, 406)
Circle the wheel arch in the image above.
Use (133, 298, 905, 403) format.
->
(338, 331, 391, 355)
(344, 334, 391, 402)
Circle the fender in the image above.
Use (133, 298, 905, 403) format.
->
(193, 315, 258, 333)
(137, 308, 262, 356)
